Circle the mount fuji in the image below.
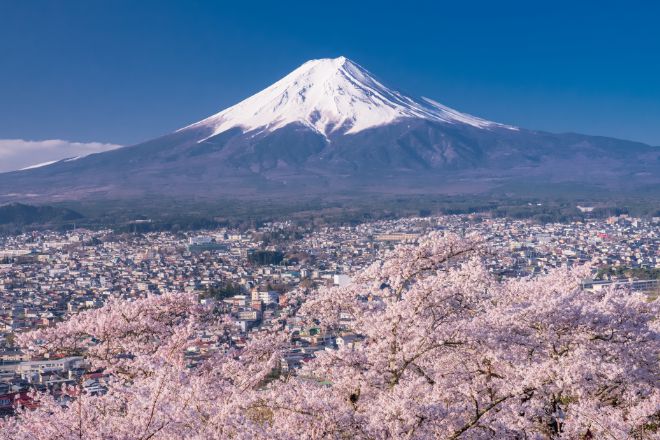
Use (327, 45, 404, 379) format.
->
(0, 56, 658, 202)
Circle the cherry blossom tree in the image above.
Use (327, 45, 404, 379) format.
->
(2, 233, 658, 439)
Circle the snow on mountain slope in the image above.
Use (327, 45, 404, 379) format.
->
(19, 160, 59, 170)
(180, 56, 516, 139)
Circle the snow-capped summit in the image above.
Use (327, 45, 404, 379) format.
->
(180, 56, 516, 139)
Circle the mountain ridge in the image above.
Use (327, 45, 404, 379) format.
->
(0, 56, 658, 202)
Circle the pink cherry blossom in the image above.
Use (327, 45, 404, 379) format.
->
(2, 233, 657, 439)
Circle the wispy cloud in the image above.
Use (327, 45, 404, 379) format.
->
(0, 139, 122, 173)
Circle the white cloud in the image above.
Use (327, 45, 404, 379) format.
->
(0, 139, 122, 173)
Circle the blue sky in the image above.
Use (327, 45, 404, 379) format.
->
(1, 0, 659, 148)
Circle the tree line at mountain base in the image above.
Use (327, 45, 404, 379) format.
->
(2, 193, 658, 234)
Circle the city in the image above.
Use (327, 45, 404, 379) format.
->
(1, 212, 658, 415)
